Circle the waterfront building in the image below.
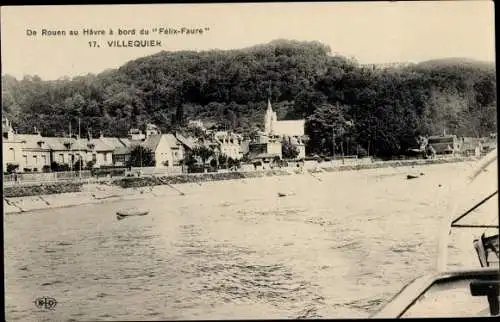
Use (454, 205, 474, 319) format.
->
(128, 128, 146, 141)
(99, 136, 132, 167)
(212, 131, 243, 160)
(460, 137, 483, 157)
(85, 133, 114, 168)
(43, 136, 89, 168)
(264, 99, 305, 138)
(263, 99, 306, 159)
(16, 133, 52, 172)
(2, 117, 24, 172)
(427, 134, 460, 155)
(246, 99, 306, 163)
(141, 133, 189, 168)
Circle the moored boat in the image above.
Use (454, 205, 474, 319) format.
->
(116, 207, 150, 220)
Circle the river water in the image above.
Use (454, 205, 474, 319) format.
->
(4, 162, 483, 321)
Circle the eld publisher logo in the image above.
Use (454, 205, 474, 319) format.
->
(34, 297, 57, 311)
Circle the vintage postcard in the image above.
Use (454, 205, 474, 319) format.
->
(2, 2, 497, 320)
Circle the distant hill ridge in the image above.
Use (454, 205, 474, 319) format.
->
(2, 39, 496, 158)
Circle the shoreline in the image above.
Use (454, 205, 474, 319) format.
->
(3, 157, 476, 214)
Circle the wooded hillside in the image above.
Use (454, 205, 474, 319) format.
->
(2, 39, 496, 157)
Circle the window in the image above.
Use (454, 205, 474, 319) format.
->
(42, 155, 47, 165)
(23, 155, 28, 166)
(33, 155, 38, 165)
(9, 148, 15, 160)
(103, 153, 107, 162)
(59, 154, 64, 163)
(92, 154, 97, 162)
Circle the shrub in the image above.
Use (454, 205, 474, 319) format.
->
(6, 163, 19, 174)
(3, 182, 83, 198)
(357, 146, 369, 158)
(86, 160, 95, 169)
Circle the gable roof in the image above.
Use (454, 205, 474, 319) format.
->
(141, 134, 163, 152)
(15, 134, 51, 151)
(429, 142, 454, 153)
(164, 133, 181, 147)
(88, 138, 114, 152)
(273, 120, 305, 137)
(428, 135, 457, 144)
(114, 146, 131, 155)
(42, 137, 88, 151)
(99, 137, 127, 149)
(175, 133, 196, 150)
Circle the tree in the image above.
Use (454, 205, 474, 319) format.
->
(182, 149, 197, 171)
(192, 145, 215, 166)
(73, 159, 85, 171)
(127, 145, 155, 167)
(6, 163, 19, 174)
(282, 137, 300, 159)
(86, 160, 95, 169)
(305, 103, 350, 156)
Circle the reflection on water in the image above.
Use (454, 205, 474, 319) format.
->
(4, 162, 479, 320)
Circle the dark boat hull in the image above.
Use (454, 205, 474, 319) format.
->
(116, 210, 149, 220)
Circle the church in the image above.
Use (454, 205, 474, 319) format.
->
(264, 99, 305, 138)
(247, 99, 306, 162)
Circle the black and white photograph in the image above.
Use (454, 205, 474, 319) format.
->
(2, 1, 498, 320)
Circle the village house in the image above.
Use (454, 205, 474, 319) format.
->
(212, 131, 243, 160)
(16, 132, 52, 172)
(98, 136, 131, 167)
(43, 136, 89, 168)
(482, 134, 497, 154)
(187, 120, 206, 131)
(2, 118, 56, 172)
(128, 128, 146, 141)
(145, 123, 161, 137)
(2, 118, 25, 172)
(460, 137, 483, 157)
(427, 134, 460, 156)
(84, 133, 115, 168)
(140, 133, 189, 168)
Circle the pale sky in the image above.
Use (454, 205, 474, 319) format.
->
(1, 1, 495, 80)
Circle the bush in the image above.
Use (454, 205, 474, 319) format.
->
(357, 146, 369, 158)
(6, 163, 19, 174)
(3, 182, 83, 198)
(86, 160, 95, 169)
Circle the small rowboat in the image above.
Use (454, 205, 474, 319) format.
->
(116, 208, 149, 220)
(278, 192, 295, 197)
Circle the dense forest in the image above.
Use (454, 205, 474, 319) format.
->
(2, 39, 497, 158)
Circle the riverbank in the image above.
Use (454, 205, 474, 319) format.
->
(3, 156, 476, 214)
